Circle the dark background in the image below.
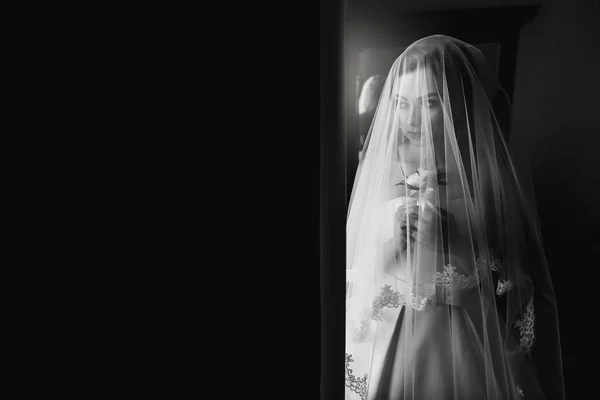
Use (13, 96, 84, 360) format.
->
(322, 0, 600, 399)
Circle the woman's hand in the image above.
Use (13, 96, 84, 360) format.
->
(393, 204, 439, 254)
(393, 204, 418, 254)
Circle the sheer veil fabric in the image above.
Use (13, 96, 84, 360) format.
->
(345, 35, 564, 400)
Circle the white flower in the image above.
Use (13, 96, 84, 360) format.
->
(405, 169, 436, 188)
(405, 172, 422, 187)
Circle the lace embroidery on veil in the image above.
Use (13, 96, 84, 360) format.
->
(345, 354, 368, 400)
(352, 255, 531, 351)
(434, 263, 483, 289)
(496, 279, 514, 296)
(348, 261, 535, 399)
(514, 297, 535, 353)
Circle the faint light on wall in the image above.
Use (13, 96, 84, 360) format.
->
(358, 75, 384, 115)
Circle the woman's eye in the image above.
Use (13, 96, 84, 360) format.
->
(427, 98, 440, 107)
(394, 96, 409, 109)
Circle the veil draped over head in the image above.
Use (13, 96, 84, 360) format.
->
(345, 35, 564, 400)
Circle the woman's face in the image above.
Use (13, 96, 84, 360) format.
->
(396, 67, 444, 149)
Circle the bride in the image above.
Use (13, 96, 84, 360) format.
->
(345, 35, 564, 400)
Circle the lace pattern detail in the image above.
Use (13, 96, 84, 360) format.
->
(489, 256, 502, 272)
(352, 318, 371, 342)
(406, 282, 436, 311)
(514, 297, 535, 353)
(372, 285, 402, 320)
(434, 264, 482, 289)
(476, 255, 502, 274)
(368, 258, 499, 316)
(370, 262, 488, 316)
(370, 283, 435, 315)
(496, 279, 514, 296)
(345, 353, 368, 400)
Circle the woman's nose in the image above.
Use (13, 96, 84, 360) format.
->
(408, 106, 421, 129)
